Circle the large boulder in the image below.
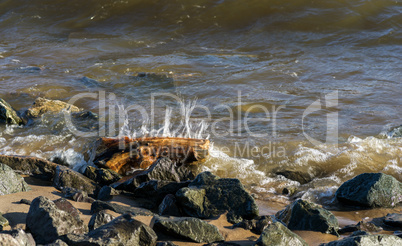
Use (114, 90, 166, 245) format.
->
(255, 221, 308, 246)
(53, 165, 99, 197)
(153, 216, 224, 243)
(26, 196, 88, 244)
(0, 164, 31, 195)
(0, 155, 58, 181)
(90, 200, 154, 216)
(111, 158, 194, 191)
(335, 173, 402, 208)
(88, 210, 115, 231)
(133, 180, 190, 205)
(0, 98, 23, 125)
(24, 97, 81, 118)
(322, 234, 402, 246)
(62, 214, 157, 246)
(175, 172, 259, 222)
(0, 229, 35, 246)
(275, 199, 339, 235)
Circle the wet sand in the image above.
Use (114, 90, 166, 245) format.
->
(0, 177, 401, 246)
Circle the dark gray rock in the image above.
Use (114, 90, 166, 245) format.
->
(53, 198, 81, 221)
(255, 221, 308, 246)
(111, 158, 194, 191)
(356, 221, 382, 232)
(134, 180, 190, 205)
(158, 194, 181, 217)
(232, 215, 276, 234)
(275, 199, 339, 235)
(321, 234, 402, 246)
(90, 200, 154, 216)
(0, 98, 23, 125)
(26, 196, 88, 244)
(88, 210, 115, 231)
(0, 164, 31, 195)
(97, 186, 119, 201)
(175, 172, 258, 221)
(275, 169, 312, 184)
(384, 213, 402, 228)
(350, 230, 371, 237)
(0, 228, 35, 246)
(335, 173, 402, 208)
(19, 199, 32, 205)
(79, 76, 101, 88)
(53, 165, 99, 197)
(84, 166, 121, 186)
(62, 188, 95, 203)
(62, 214, 157, 246)
(154, 216, 224, 243)
(0, 155, 58, 181)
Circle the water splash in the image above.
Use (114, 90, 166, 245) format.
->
(118, 98, 209, 139)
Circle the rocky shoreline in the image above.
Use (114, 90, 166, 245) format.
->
(0, 153, 401, 246)
(1, 97, 402, 245)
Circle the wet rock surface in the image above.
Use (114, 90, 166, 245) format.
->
(62, 214, 157, 246)
(322, 234, 402, 246)
(275, 169, 312, 185)
(153, 216, 224, 243)
(175, 171, 259, 221)
(53, 165, 99, 197)
(275, 199, 339, 235)
(26, 196, 88, 244)
(0, 163, 31, 195)
(88, 210, 115, 231)
(335, 173, 402, 208)
(24, 97, 81, 118)
(0, 98, 23, 125)
(255, 221, 308, 246)
(0, 155, 58, 181)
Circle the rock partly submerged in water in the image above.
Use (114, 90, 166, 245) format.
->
(255, 221, 308, 246)
(24, 97, 81, 118)
(62, 214, 157, 246)
(175, 171, 259, 223)
(386, 125, 402, 138)
(26, 196, 88, 244)
(0, 98, 23, 125)
(153, 216, 224, 243)
(335, 173, 402, 208)
(0, 155, 58, 181)
(275, 169, 313, 185)
(0, 163, 31, 195)
(53, 165, 99, 197)
(275, 199, 339, 235)
(321, 234, 402, 246)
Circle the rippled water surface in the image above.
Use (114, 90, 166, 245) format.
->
(0, 0, 401, 204)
